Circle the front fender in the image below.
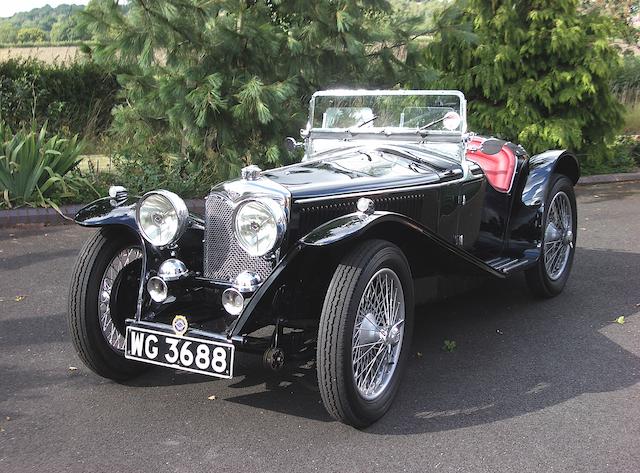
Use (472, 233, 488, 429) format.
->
(74, 196, 139, 230)
(231, 210, 504, 336)
(74, 196, 205, 294)
(301, 211, 504, 277)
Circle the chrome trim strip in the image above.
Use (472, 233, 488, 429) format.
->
(293, 178, 458, 204)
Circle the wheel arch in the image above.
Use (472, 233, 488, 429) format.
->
(554, 152, 580, 185)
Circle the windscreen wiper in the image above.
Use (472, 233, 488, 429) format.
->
(355, 115, 378, 128)
(417, 115, 446, 133)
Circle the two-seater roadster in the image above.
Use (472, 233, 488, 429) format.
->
(67, 90, 579, 427)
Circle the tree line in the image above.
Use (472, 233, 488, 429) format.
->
(0, 4, 91, 44)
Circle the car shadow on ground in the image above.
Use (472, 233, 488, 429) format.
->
(42, 247, 638, 430)
(222, 247, 640, 431)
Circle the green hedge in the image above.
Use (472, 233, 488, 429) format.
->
(0, 58, 119, 138)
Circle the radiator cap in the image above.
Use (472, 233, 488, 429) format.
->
(241, 165, 262, 181)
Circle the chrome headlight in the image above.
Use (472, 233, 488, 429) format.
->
(136, 190, 188, 247)
(234, 199, 286, 257)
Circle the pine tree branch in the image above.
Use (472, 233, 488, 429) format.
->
(364, 28, 435, 58)
(137, 0, 199, 46)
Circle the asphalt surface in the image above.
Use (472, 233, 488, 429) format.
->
(1, 182, 639, 473)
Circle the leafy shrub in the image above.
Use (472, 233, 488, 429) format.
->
(111, 153, 219, 199)
(0, 121, 93, 208)
(0, 59, 120, 139)
(580, 135, 639, 175)
(615, 135, 640, 166)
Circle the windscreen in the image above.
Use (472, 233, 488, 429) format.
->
(311, 92, 465, 132)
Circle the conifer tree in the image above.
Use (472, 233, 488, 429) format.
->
(82, 0, 423, 181)
(426, 0, 624, 170)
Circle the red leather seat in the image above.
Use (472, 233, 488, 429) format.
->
(465, 136, 516, 193)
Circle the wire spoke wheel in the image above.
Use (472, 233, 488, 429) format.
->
(351, 268, 405, 401)
(543, 191, 573, 281)
(98, 247, 143, 351)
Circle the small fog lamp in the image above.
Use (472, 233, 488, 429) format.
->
(147, 276, 168, 303)
(222, 288, 244, 316)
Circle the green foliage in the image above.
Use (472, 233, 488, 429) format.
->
(581, 1, 640, 44)
(82, 0, 427, 183)
(442, 340, 457, 352)
(16, 27, 47, 43)
(426, 0, 625, 171)
(0, 23, 18, 43)
(0, 4, 91, 44)
(50, 15, 86, 43)
(390, 0, 451, 30)
(0, 59, 120, 139)
(612, 135, 640, 167)
(0, 121, 91, 208)
(111, 154, 219, 199)
(590, 136, 637, 173)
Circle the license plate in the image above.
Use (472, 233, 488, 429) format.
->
(125, 326, 234, 379)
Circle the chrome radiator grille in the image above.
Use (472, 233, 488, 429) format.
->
(204, 193, 274, 282)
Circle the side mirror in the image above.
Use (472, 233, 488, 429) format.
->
(284, 137, 302, 152)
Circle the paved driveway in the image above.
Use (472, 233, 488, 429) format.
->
(1, 182, 639, 472)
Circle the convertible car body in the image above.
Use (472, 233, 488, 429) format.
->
(68, 90, 579, 427)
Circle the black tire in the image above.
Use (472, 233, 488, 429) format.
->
(525, 174, 577, 298)
(67, 227, 148, 380)
(317, 239, 414, 428)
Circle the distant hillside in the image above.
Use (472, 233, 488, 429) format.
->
(0, 4, 89, 44)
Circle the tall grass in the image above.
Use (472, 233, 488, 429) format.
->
(623, 104, 640, 135)
(613, 56, 640, 107)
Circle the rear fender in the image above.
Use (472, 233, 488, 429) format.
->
(522, 150, 579, 207)
(509, 150, 579, 250)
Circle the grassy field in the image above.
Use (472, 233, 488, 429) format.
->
(0, 46, 82, 64)
(78, 155, 113, 174)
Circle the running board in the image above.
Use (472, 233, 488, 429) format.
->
(484, 256, 534, 274)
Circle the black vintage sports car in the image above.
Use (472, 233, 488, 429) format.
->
(67, 90, 579, 427)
